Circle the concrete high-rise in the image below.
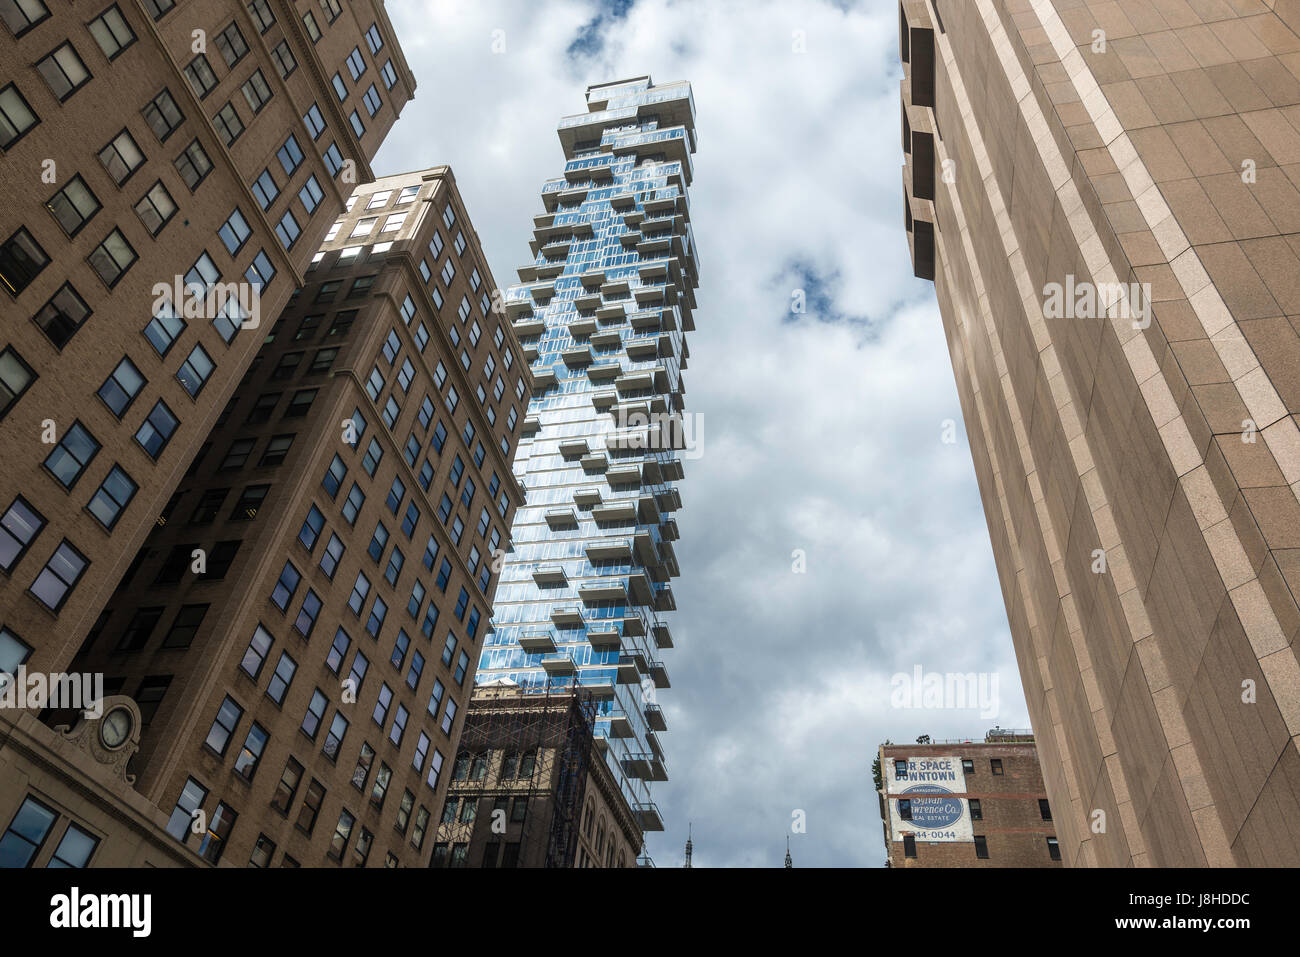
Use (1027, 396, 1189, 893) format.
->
(475, 76, 700, 839)
(900, 0, 1300, 865)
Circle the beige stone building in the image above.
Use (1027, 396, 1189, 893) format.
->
(900, 0, 1300, 865)
(433, 684, 641, 867)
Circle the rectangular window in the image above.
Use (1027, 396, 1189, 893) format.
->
(241, 69, 272, 114)
(134, 180, 177, 236)
(990, 759, 1003, 776)
(0, 497, 45, 573)
(1039, 799, 1052, 821)
(46, 175, 100, 238)
(0, 83, 40, 149)
(142, 88, 183, 142)
(37, 42, 92, 102)
(974, 836, 989, 859)
(87, 228, 137, 288)
(43, 421, 99, 488)
(903, 834, 916, 858)
(215, 21, 248, 67)
(31, 283, 91, 349)
(87, 465, 137, 530)
(969, 798, 982, 821)
(303, 103, 326, 140)
(183, 54, 217, 99)
(174, 139, 212, 191)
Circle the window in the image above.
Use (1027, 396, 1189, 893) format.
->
(332, 72, 347, 101)
(299, 174, 324, 215)
(142, 88, 183, 142)
(203, 695, 243, 756)
(182, 54, 217, 99)
(166, 777, 206, 841)
(214, 21, 249, 67)
(329, 809, 354, 860)
(162, 604, 207, 649)
(0, 0, 50, 37)
(174, 139, 212, 191)
(0, 227, 47, 297)
(1047, 837, 1061, 861)
(0, 83, 40, 149)
(247, 0, 275, 33)
(271, 40, 297, 78)
(346, 46, 366, 80)
(1039, 799, 1052, 821)
(969, 798, 982, 821)
(381, 60, 398, 90)
(302, 10, 322, 42)
(87, 465, 137, 530)
(245, 249, 275, 291)
(349, 110, 364, 137)
(0, 497, 44, 573)
(88, 228, 137, 287)
(213, 101, 243, 145)
(43, 421, 99, 489)
(271, 757, 302, 814)
(46, 175, 100, 238)
(177, 344, 214, 397)
(974, 835, 989, 859)
(198, 803, 236, 864)
(903, 834, 916, 858)
(324, 142, 344, 177)
(231, 484, 269, 520)
(961, 758, 974, 774)
(115, 606, 162, 651)
(301, 689, 328, 740)
(241, 69, 272, 114)
(37, 42, 92, 102)
(271, 561, 299, 610)
(135, 400, 179, 460)
(442, 204, 456, 229)
(303, 103, 326, 140)
(323, 711, 348, 761)
(31, 283, 91, 349)
(285, 388, 316, 417)
(249, 834, 275, 868)
(276, 209, 301, 250)
(296, 779, 325, 834)
(277, 134, 304, 176)
(135, 180, 176, 235)
(252, 169, 279, 210)
(363, 84, 382, 117)
(239, 623, 274, 679)
(0, 797, 57, 867)
(990, 759, 1003, 775)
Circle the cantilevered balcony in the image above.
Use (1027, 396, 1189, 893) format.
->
(650, 659, 670, 688)
(592, 500, 637, 522)
(606, 465, 641, 488)
(586, 538, 632, 561)
(589, 329, 623, 349)
(532, 368, 557, 389)
(512, 316, 545, 337)
(586, 625, 622, 652)
(654, 585, 676, 613)
(645, 703, 668, 731)
(574, 291, 601, 311)
(558, 438, 589, 459)
(585, 680, 615, 701)
(544, 507, 578, 529)
(550, 605, 584, 628)
(532, 564, 567, 586)
(634, 802, 665, 832)
(562, 345, 593, 367)
(573, 487, 602, 506)
(616, 655, 640, 684)
(580, 451, 608, 471)
(579, 268, 606, 287)
(587, 361, 622, 381)
(517, 629, 557, 654)
(579, 580, 627, 603)
(541, 654, 577, 677)
(521, 415, 541, 435)
(609, 713, 635, 738)
(567, 316, 597, 338)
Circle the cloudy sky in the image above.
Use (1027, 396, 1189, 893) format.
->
(374, 0, 1031, 867)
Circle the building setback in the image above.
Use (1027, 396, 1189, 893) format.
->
(475, 76, 700, 840)
(899, 0, 1300, 865)
(878, 734, 1060, 868)
(56, 169, 530, 867)
(433, 684, 640, 867)
(0, 0, 415, 869)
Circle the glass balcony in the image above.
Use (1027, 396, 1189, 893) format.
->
(517, 629, 557, 654)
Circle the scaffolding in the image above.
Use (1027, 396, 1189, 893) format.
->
(448, 678, 597, 867)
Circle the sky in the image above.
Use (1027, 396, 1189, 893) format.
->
(373, 0, 1032, 867)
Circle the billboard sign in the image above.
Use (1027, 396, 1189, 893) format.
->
(884, 755, 972, 843)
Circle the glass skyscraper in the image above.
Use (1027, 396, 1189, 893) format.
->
(476, 76, 699, 837)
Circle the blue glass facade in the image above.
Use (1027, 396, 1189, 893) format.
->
(476, 77, 699, 835)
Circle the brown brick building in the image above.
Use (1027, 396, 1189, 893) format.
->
(878, 734, 1060, 868)
(49, 169, 530, 867)
(900, 0, 1300, 865)
(0, 0, 413, 678)
(433, 684, 641, 868)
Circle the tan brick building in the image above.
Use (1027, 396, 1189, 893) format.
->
(878, 734, 1060, 868)
(49, 169, 530, 867)
(0, 0, 413, 677)
(900, 0, 1300, 865)
(433, 684, 641, 868)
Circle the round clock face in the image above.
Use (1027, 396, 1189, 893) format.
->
(100, 707, 133, 750)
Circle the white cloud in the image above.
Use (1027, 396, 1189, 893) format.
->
(374, 0, 1029, 867)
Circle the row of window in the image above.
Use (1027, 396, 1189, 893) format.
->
(901, 834, 1061, 861)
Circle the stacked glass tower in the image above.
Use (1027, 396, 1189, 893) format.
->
(477, 77, 699, 836)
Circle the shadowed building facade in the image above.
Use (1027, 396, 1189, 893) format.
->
(59, 169, 529, 867)
(900, 0, 1300, 865)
